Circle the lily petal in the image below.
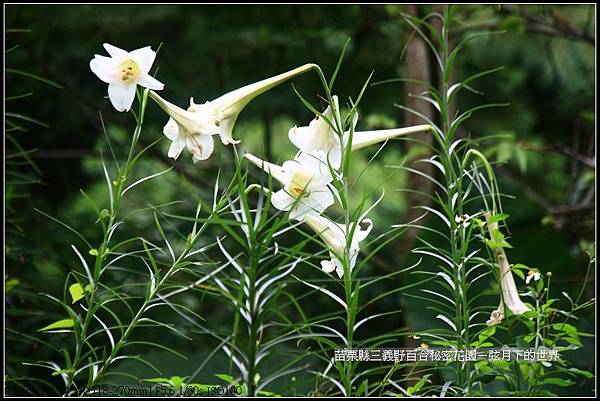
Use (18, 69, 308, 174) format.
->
(163, 118, 180, 141)
(271, 188, 296, 212)
(108, 82, 137, 112)
(187, 134, 215, 163)
(353, 218, 374, 242)
(301, 188, 334, 216)
(321, 260, 337, 274)
(349, 124, 432, 151)
(168, 136, 186, 160)
(89, 55, 118, 83)
(103, 43, 128, 58)
(289, 200, 316, 221)
(218, 114, 240, 145)
(138, 73, 164, 91)
(128, 46, 156, 73)
(295, 151, 333, 183)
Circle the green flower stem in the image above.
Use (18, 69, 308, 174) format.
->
(437, 6, 472, 392)
(89, 217, 213, 389)
(231, 148, 260, 397)
(65, 89, 153, 394)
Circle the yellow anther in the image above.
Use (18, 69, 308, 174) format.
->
(119, 59, 140, 82)
(288, 169, 313, 198)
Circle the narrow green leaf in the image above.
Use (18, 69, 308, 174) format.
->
(568, 368, 594, 379)
(6, 68, 63, 88)
(38, 319, 75, 332)
(215, 373, 234, 384)
(542, 377, 574, 387)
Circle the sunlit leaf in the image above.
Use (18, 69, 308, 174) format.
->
(38, 318, 74, 332)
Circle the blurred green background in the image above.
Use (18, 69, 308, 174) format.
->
(5, 4, 595, 396)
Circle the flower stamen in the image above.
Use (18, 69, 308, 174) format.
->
(288, 169, 313, 198)
(119, 59, 140, 82)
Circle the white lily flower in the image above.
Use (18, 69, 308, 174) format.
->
(525, 270, 541, 284)
(494, 249, 531, 315)
(289, 96, 431, 169)
(288, 95, 345, 169)
(245, 152, 334, 221)
(148, 94, 220, 162)
(304, 215, 373, 278)
(151, 63, 316, 150)
(90, 43, 164, 112)
(485, 212, 531, 321)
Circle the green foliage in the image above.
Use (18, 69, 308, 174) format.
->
(38, 319, 75, 332)
(4, 4, 594, 398)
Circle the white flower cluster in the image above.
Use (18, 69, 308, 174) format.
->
(89, 43, 533, 326)
(245, 96, 430, 278)
(89, 43, 432, 279)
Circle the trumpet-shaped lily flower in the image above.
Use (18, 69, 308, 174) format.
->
(484, 212, 531, 325)
(245, 152, 334, 221)
(90, 43, 164, 112)
(289, 96, 431, 169)
(288, 95, 346, 169)
(304, 215, 373, 278)
(151, 63, 316, 151)
(149, 94, 220, 162)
